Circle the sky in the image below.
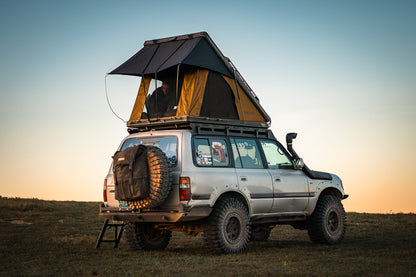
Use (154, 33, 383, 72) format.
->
(0, 0, 415, 213)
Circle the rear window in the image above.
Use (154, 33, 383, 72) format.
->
(120, 136, 178, 165)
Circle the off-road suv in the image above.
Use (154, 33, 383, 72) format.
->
(100, 32, 347, 253)
(99, 123, 347, 254)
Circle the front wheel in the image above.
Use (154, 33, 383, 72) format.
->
(203, 198, 250, 254)
(124, 222, 171, 250)
(307, 194, 346, 244)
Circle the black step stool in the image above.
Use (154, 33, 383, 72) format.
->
(95, 219, 124, 248)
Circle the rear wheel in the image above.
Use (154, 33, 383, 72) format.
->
(124, 222, 171, 250)
(203, 198, 250, 254)
(308, 194, 346, 244)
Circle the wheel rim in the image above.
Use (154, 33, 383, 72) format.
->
(327, 210, 339, 233)
(226, 216, 241, 241)
(224, 212, 243, 244)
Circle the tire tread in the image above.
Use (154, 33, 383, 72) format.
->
(308, 194, 346, 244)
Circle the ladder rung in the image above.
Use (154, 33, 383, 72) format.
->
(95, 219, 124, 249)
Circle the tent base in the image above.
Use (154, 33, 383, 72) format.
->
(127, 117, 272, 137)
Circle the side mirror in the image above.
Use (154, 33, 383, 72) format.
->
(294, 158, 304, 170)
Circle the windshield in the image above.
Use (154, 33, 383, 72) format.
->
(120, 136, 178, 165)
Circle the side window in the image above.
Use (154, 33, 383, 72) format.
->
(232, 138, 263, 169)
(194, 138, 229, 167)
(260, 140, 293, 169)
(231, 141, 242, 168)
(211, 140, 229, 166)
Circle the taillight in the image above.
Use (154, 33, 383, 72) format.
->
(179, 177, 190, 201)
(103, 179, 108, 202)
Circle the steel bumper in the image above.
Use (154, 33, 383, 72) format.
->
(99, 203, 212, 223)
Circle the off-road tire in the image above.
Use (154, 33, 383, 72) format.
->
(307, 194, 346, 244)
(202, 198, 250, 254)
(125, 146, 171, 209)
(124, 221, 171, 251)
(250, 225, 272, 242)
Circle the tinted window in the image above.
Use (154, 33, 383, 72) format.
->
(232, 138, 263, 169)
(231, 141, 242, 168)
(260, 140, 293, 169)
(194, 138, 229, 167)
(121, 136, 178, 165)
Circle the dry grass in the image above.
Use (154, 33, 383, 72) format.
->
(0, 196, 415, 276)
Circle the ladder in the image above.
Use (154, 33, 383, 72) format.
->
(95, 219, 124, 248)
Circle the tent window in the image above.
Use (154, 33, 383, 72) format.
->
(142, 76, 182, 119)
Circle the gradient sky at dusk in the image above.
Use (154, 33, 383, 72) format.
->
(1, 0, 415, 213)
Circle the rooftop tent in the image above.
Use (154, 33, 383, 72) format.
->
(108, 32, 271, 128)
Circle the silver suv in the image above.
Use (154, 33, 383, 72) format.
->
(99, 125, 347, 254)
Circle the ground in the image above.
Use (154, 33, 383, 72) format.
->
(0, 197, 415, 276)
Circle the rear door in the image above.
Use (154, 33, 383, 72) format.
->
(112, 135, 180, 208)
(259, 140, 309, 213)
(191, 137, 237, 202)
(231, 138, 273, 214)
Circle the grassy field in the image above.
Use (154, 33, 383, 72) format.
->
(0, 197, 415, 277)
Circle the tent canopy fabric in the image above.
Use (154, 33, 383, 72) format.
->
(109, 33, 232, 78)
(109, 32, 271, 126)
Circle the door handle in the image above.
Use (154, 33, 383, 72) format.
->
(240, 176, 248, 181)
(274, 178, 281, 182)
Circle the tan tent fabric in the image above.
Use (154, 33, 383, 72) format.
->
(177, 69, 209, 117)
(128, 69, 266, 125)
(223, 76, 266, 123)
(129, 77, 151, 122)
(222, 76, 243, 120)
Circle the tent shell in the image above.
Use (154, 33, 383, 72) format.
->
(109, 32, 271, 131)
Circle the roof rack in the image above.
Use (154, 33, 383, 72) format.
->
(127, 117, 274, 139)
(191, 123, 274, 139)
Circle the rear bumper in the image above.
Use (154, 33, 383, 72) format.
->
(99, 203, 212, 223)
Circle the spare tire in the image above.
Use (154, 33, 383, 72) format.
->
(124, 146, 172, 209)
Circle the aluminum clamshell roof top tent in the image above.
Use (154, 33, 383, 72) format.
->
(108, 32, 271, 130)
(110, 33, 233, 78)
